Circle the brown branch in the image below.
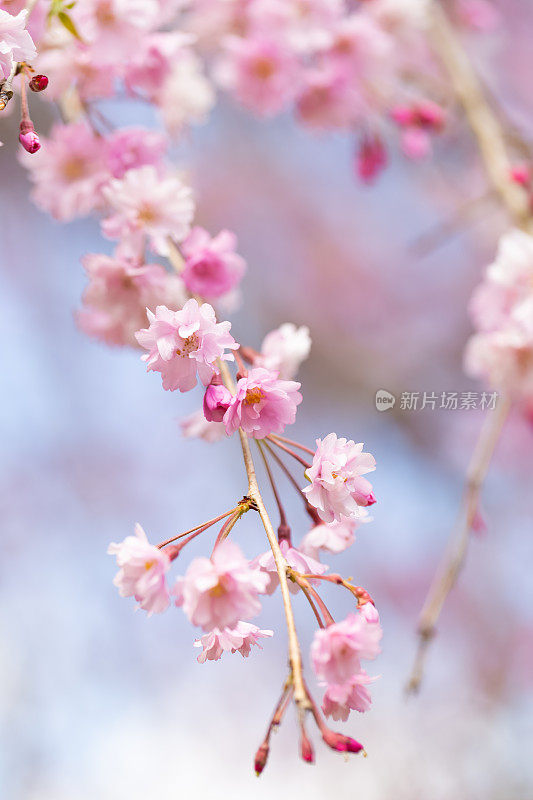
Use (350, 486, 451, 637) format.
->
(407, 394, 510, 693)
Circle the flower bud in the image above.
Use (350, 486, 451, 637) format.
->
(19, 120, 40, 154)
(254, 741, 269, 776)
(29, 74, 49, 92)
(322, 728, 363, 754)
(300, 730, 314, 764)
(203, 383, 232, 422)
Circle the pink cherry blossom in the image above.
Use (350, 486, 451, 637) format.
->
(203, 383, 233, 422)
(0, 9, 36, 80)
(105, 127, 168, 179)
(101, 165, 194, 254)
(216, 36, 302, 116)
(77, 250, 186, 347)
(182, 227, 246, 299)
(194, 621, 273, 662)
(136, 299, 238, 392)
(108, 523, 170, 615)
(465, 230, 533, 398)
(180, 409, 227, 442)
(311, 609, 382, 685)
(174, 540, 270, 631)
(304, 433, 376, 523)
(300, 518, 366, 560)
(252, 539, 327, 595)
(223, 367, 302, 439)
(124, 32, 194, 98)
(21, 122, 109, 221)
(322, 671, 375, 720)
(256, 323, 311, 379)
(157, 51, 215, 136)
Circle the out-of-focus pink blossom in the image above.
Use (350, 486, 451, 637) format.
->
(304, 433, 376, 523)
(252, 539, 327, 594)
(102, 165, 194, 254)
(0, 9, 36, 80)
(157, 51, 215, 135)
(105, 127, 168, 179)
(108, 523, 170, 615)
(21, 122, 109, 221)
(174, 540, 269, 631)
(311, 609, 382, 684)
(182, 227, 246, 299)
(194, 621, 273, 662)
(77, 250, 186, 347)
(300, 518, 367, 559)
(256, 323, 311, 379)
(135, 299, 238, 392)
(180, 409, 227, 442)
(216, 36, 302, 116)
(223, 367, 302, 438)
(400, 126, 431, 160)
(465, 230, 533, 399)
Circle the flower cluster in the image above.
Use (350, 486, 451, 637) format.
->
(465, 229, 533, 406)
(8, 0, 384, 774)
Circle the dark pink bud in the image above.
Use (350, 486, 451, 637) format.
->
(254, 742, 269, 776)
(29, 74, 49, 92)
(19, 121, 40, 154)
(322, 728, 364, 754)
(353, 489, 376, 507)
(300, 732, 314, 764)
(356, 135, 387, 184)
(203, 383, 232, 423)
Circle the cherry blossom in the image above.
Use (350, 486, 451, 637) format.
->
(180, 409, 227, 442)
(311, 609, 382, 685)
(252, 539, 328, 595)
(304, 433, 376, 523)
(321, 671, 375, 720)
(300, 518, 365, 560)
(108, 523, 170, 615)
(102, 165, 194, 254)
(77, 250, 186, 347)
(135, 299, 238, 392)
(256, 323, 311, 379)
(182, 227, 246, 299)
(22, 122, 109, 221)
(224, 367, 302, 438)
(194, 622, 273, 662)
(174, 540, 270, 631)
(0, 9, 36, 80)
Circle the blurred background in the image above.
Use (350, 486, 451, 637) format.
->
(1, 9, 533, 796)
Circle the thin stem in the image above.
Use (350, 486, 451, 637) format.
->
(299, 572, 373, 607)
(212, 505, 248, 551)
(157, 508, 237, 549)
(256, 441, 287, 528)
(262, 440, 321, 524)
(218, 359, 310, 712)
(428, 2, 532, 232)
(289, 570, 335, 626)
(269, 433, 315, 457)
(406, 394, 511, 693)
(266, 436, 312, 469)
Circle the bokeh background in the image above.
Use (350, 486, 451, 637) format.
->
(1, 9, 533, 797)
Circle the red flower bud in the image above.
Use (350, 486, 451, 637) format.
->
(254, 742, 269, 776)
(29, 74, 49, 92)
(322, 728, 364, 754)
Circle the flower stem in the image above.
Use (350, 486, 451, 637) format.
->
(266, 436, 312, 469)
(218, 359, 310, 711)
